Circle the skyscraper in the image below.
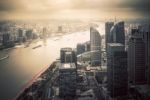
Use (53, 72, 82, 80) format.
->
(26, 29, 33, 40)
(143, 22, 150, 84)
(77, 43, 85, 55)
(18, 28, 26, 42)
(2, 33, 10, 45)
(59, 48, 77, 98)
(60, 48, 76, 63)
(110, 21, 125, 45)
(2, 33, 14, 47)
(107, 43, 127, 99)
(105, 22, 114, 50)
(90, 27, 101, 66)
(59, 63, 77, 97)
(84, 41, 90, 52)
(113, 51, 128, 98)
(128, 28, 146, 85)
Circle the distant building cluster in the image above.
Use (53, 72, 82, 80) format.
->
(0, 20, 92, 50)
(0, 22, 39, 49)
(57, 27, 103, 100)
(77, 27, 102, 67)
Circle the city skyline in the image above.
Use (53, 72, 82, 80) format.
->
(0, 0, 150, 99)
(0, 18, 150, 100)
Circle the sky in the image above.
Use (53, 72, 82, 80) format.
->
(0, 0, 149, 20)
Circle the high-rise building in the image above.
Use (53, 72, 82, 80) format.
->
(2, 33, 10, 45)
(105, 22, 114, 50)
(84, 41, 90, 52)
(128, 28, 146, 85)
(110, 21, 125, 45)
(59, 63, 77, 97)
(107, 43, 127, 99)
(77, 43, 85, 55)
(143, 22, 150, 84)
(112, 51, 128, 98)
(18, 28, 26, 42)
(90, 27, 101, 66)
(18, 29, 24, 37)
(60, 48, 76, 63)
(2, 33, 14, 47)
(26, 29, 33, 40)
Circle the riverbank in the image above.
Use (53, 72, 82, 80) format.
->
(14, 61, 59, 100)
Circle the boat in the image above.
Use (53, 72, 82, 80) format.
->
(0, 55, 9, 61)
(32, 45, 42, 49)
(24, 44, 29, 48)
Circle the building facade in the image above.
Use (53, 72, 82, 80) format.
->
(143, 22, 150, 84)
(112, 51, 128, 98)
(77, 43, 85, 55)
(105, 22, 114, 51)
(107, 43, 127, 99)
(60, 48, 76, 63)
(110, 21, 125, 45)
(90, 27, 101, 66)
(84, 41, 90, 52)
(59, 63, 77, 97)
(128, 28, 146, 85)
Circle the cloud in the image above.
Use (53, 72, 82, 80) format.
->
(0, 0, 149, 20)
(0, 0, 24, 12)
(118, 0, 150, 18)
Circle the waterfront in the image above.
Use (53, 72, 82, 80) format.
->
(0, 30, 91, 100)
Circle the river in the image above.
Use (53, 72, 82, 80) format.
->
(0, 30, 90, 100)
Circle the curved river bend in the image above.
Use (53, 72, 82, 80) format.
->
(0, 31, 90, 100)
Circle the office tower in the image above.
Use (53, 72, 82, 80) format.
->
(60, 48, 76, 63)
(77, 43, 85, 55)
(18, 29, 24, 37)
(128, 28, 146, 85)
(90, 27, 101, 66)
(144, 32, 150, 84)
(143, 22, 150, 84)
(2, 33, 10, 45)
(2, 33, 14, 47)
(84, 41, 90, 52)
(59, 63, 76, 97)
(107, 43, 127, 99)
(112, 52, 128, 98)
(18, 28, 26, 42)
(105, 22, 114, 50)
(26, 29, 33, 40)
(110, 21, 125, 45)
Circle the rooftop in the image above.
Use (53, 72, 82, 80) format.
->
(61, 47, 72, 52)
(107, 43, 124, 47)
(60, 63, 76, 69)
(110, 21, 124, 32)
